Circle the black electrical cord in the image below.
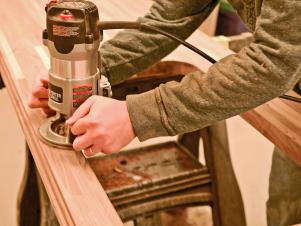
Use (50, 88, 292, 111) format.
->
(97, 21, 216, 64)
(98, 21, 301, 104)
(279, 94, 301, 103)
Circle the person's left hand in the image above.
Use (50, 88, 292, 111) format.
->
(65, 95, 135, 157)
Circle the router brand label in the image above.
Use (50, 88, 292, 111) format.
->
(49, 83, 63, 103)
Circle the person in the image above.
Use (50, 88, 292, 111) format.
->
(29, 0, 301, 225)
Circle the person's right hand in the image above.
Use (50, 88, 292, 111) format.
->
(28, 77, 55, 116)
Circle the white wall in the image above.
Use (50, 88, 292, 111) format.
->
(227, 116, 273, 226)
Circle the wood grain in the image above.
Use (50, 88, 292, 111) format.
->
(241, 99, 301, 165)
(0, 0, 134, 225)
(0, 0, 300, 225)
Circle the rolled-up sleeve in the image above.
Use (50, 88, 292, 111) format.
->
(127, 0, 301, 141)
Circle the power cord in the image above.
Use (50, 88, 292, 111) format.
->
(98, 21, 301, 104)
(98, 21, 216, 63)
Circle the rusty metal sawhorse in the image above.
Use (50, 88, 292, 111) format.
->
(17, 61, 246, 226)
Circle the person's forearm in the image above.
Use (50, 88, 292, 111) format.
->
(99, 0, 218, 85)
(127, 0, 301, 140)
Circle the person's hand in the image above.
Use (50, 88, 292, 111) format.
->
(66, 95, 136, 157)
(28, 77, 55, 116)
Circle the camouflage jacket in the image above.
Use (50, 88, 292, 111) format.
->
(100, 0, 301, 141)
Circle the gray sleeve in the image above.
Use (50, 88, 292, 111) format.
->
(99, 0, 218, 85)
(127, 0, 301, 140)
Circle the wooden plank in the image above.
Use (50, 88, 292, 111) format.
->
(0, 0, 124, 225)
(1, 0, 300, 225)
(241, 98, 301, 165)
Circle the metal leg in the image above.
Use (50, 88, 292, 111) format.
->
(201, 121, 246, 226)
(17, 144, 40, 226)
